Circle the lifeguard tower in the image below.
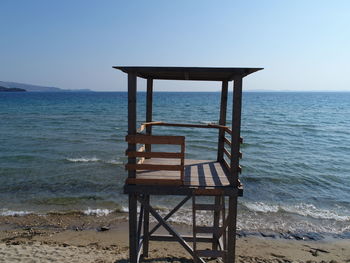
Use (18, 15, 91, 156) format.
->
(114, 66, 262, 263)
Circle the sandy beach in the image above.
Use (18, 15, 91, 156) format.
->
(0, 212, 349, 263)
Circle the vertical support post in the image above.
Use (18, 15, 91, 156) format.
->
(128, 73, 138, 263)
(222, 196, 227, 251)
(143, 195, 150, 257)
(212, 196, 221, 250)
(230, 77, 243, 187)
(227, 195, 238, 263)
(128, 73, 137, 178)
(217, 81, 229, 162)
(145, 78, 153, 154)
(192, 195, 197, 262)
(129, 193, 138, 263)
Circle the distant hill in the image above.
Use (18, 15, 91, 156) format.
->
(0, 81, 92, 92)
(0, 86, 26, 92)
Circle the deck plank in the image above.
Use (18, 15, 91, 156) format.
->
(131, 159, 231, 187)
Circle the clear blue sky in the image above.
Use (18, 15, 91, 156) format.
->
(1, 0, 349, 91)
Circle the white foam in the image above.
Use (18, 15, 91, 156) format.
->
(283, 203, 350, 222)
(83, 208, 113, 217)
(244, 202, 280, 213)
(120, 206, 128, 213)
(106, 159, 123, 165)
(0, 209, 32, 216)
(242, 201, 350, 222)
(66, 157, 99, 163)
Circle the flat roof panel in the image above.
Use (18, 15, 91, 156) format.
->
(113, 66, 263, 81)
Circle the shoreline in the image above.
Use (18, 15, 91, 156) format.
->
(1, 212, 349, 241)
(1, 213, 350, 262)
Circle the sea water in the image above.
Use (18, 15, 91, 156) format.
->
(0, 92, 349, 235)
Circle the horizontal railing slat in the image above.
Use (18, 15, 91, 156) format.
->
(126, 164, 183, 171)
(126, 135, 185, 145)
(143, 121, 228, 129)
(223, 148, 231, 159)
(127, 151, 184, 159)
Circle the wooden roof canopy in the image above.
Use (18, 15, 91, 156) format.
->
(113, 66, 263, 81)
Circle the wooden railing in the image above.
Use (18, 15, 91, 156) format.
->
(222, 127, 243, 175)
(125, 134, 185, 183)
(129, 121, 244, 186)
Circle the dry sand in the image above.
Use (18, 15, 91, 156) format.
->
(0, 212, 349, 263)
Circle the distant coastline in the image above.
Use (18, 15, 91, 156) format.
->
(0, 86, 26, 92)
(0, 81, 92, 92)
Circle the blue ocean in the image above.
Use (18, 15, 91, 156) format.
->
(1, 92, 349, 236)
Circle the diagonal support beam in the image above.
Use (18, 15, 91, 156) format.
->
(137, 196, 205, 263)
(148, 195, 191, 236)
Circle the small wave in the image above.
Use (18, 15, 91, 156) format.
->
(66, 157, 122, 165)
(105, 159, 123, 165)
(242, 201, 350, 222)
(243, 202, 280, 213)
(83, 208, 113, 217)
(0, 209, 32, 216)
(66, 157, 99, 163)
(282, 203, 350, 222)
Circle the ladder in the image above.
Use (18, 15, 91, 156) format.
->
(192, 195, 227, 262)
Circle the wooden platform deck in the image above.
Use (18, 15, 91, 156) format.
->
(126, 158, 231, 187)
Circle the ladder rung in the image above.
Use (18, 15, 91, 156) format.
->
(196, 249, 226, 258)
(195, 226, 221, 234)
(194, 204, 223, 211)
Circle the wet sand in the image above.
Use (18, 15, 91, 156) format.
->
(0, 212, 349, 263)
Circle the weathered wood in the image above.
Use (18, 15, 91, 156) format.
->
(192, 196, 197, 258)
(194, 204, 223, 211)
(149, 235, 213, 243)
(144, 122, 229, 129)
(230, 77, 243, 187)
(143, 195, 150, 257)
(132, 159, 231, 187)
(127, 151, 184, 159)
(126, 163, 184, 171)
(125, 145, 145, 156)
(222, 159, 231, 173)
(137, 204, 144, 247)
(213, 196, 221, 250)
(128, 73, 137, 179)
(126, 178, 183, 186)
(117, 66, 263, 263)
(195, 226, 221, 234)
(129, 194, 138, 263)
(217, 80, 228, 161)
(114, 66, 263, 81)
(224, 137, 232, 147)
(227, 195, 238, 263)
(137, 196, 205, 263)
(223, 148, 231, 160)
(145, 79, 153, 154)
(142, 121, 164, 126)
(149, 196, 191, 236)
(126, 134, 185, 145)
(193, 188, 225, 196)
(222, 196, 227, 251)
(124, 184, 241, 197)
(180, 142, 185, 182)
(224, 129, 243, 143)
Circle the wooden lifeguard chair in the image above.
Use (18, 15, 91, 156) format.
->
(113, 66, 262, 263)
